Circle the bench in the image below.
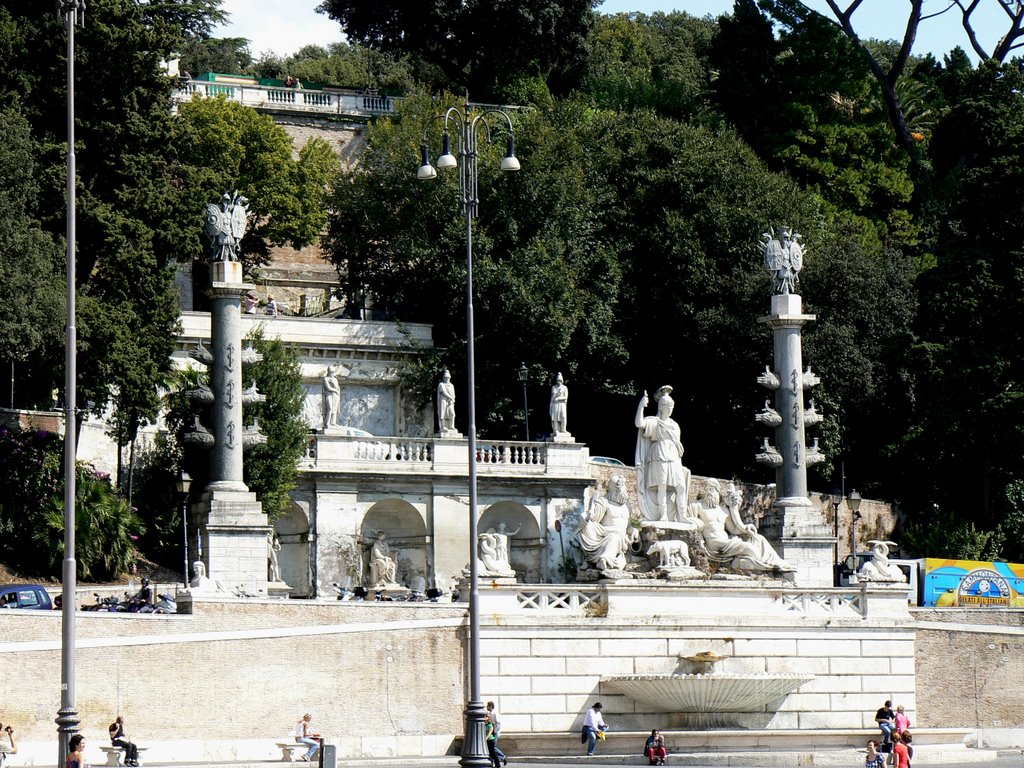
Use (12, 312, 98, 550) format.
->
(275, 742, 309, 762)
(98, 746, 148, 766)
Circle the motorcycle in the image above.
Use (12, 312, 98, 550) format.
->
(83, 593, 122, 612)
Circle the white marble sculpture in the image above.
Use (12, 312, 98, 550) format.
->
(550, 373, 569, 435)
(477, 532, 516, 577)
(687, 480, 795, 574)
(189, 560, 221, 592)
(635, 386, 691, 521)
(858, 540, 907, 582)
(762, 226, 804, 295)
(322, 365, 341, 430)
(368, 531, 399, 587)
(646, 539, 690, 568)
(578, 475, 639, 572)
(437, 369, 457, 435)
(268, 533, 282, 583)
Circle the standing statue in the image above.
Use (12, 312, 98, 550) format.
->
(268, 533, 282, 583)
(549, 372, 569, 435)
(635, 386, 691, 521)
(687, 479, 794, 574)
(578, 475, 639, 572)
(203, 190, 249, 262)
(762, 226, 804, 295)
(322, 365, 341, 430)
(437, 369, 456, 434)
(368, 531, 398, 587)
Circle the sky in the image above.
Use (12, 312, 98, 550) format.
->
(215, 0, 1006, 62)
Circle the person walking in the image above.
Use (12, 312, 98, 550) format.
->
(108, 715, 141, 766)
(893, 731, 911, 768)
(485, 715, 500, 768)
(581, 702, 608, 756)
(294, 713, 320, 762)
(864, 739, 886, 768)
(66, 734, 87, 768)
(486, 701, 507, 766)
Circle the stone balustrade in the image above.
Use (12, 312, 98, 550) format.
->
(305, 433, 591, 478)
(172, 80, 398, 119)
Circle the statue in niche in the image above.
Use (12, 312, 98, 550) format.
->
(322, 365, 341, 430)
(687, 479, 795, 574)
(762, 226, 804, 295)
(477, 532, 515, 577)
(635, 386, 691, 521)
(203, 190, 249, 262)
(858, 540, 907, 582)
(367, 531, 398, 587)
(578, 475, 639, 572)
(549, 372, 569, 435)
(437, 369, 457, 434)
(268, 532, 282, 583)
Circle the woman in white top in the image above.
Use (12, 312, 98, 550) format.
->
(294, 714, 320, 762)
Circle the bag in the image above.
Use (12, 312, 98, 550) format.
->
(596, 730, 606, 742)
(879, 742, 892, 754)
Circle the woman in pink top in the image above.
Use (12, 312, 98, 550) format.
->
(894, 705, 911, 735)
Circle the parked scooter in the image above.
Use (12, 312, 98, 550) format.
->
(151, 593, 177, 614)
(83, 593, 122, 612)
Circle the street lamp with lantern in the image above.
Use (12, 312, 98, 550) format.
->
(417, 95, 520, 768)
(175, 471, 192, 587)
(848, 489, 863, 558)
(516, 363, 529, 441)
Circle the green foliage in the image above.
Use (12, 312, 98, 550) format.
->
(315, 0, 593, 100)
(250, 43, 415, 95)
(172, 96, 339, 273)
(242, 328, 309, 519)
(0, 425, 142, 579)
(179, 36, 252, 76)
(902, 506, 1002, 561)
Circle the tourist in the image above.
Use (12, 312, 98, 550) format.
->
(0, 724, 17, 766)
(892, 731, 911, 768)
(901, 731, 914, 766)
(581, 702, 608, 756)
(894, 705, 911, 736)
(485, 713, 500, 768)
(864, 739, 885, 768)
(66, 734, 87, 768)
(294, 713, 320, 762)
(108, 715, 141, 766)
(486, 702, 507, 766)
(243, 293, 258, 314)
(644, 729, 667, 765)
(265, 296, 278, 316)
(874, 699, 896, 745)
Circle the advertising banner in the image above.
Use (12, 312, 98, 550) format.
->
(922, 558, 1024, 607)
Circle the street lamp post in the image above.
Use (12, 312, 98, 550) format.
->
(418, 95, 519, 768)
(848, 489, 862, 559)
(176, 472, 192, 587)
(57, 2, 86, 765)
(516, 363, 529, 441)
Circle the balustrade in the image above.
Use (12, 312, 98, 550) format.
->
(172, 80, 397, 120)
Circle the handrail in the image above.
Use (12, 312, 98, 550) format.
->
(172, 80, 399, 120)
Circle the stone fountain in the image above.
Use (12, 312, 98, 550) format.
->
(603, 651, 812, 729)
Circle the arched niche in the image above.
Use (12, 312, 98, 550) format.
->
(480, 501, 541, 583)
(360, 499, 429, 589)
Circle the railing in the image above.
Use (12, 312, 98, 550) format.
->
(351, 438, 432, 463)
(515, 588, 605, 613)
(477, 441, 545, 466)
(173, 80, 399, 119)
(776, 590, 865, 617)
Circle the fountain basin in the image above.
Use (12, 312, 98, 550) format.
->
(604, 673, 812, 728)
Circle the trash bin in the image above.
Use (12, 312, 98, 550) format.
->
(319, 743, 337, 768)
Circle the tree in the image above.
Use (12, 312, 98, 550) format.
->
(172, 95, 338, 273)
(250, 42, 415, 95)
(179, 36, 252, 76)
(315, 0, 593, 101)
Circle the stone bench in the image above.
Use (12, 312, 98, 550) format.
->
(98, 746, 148, 767)
(276, 741, 312, 762)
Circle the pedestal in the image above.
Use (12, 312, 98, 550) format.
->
(550, 432, 575, 444)
(762, 499, 836, 587)
(194, 487, 272, 593)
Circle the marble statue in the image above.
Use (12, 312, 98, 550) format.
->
(635, 386, 691, 521)
(858, 540, 907, 582)
(579, 475, 639, 572)
(368, 531, 398, 587)
(477, 531, 515, 577)
(322, 365, 340, 430)
(437, 369, 456, 434)
(496, 521, 520, 563)
(189, 560, 220, 592)
(268, 533, 281, 583)
(687, 479, 795, 574)
(203, 190, 249, 262)
(646, 539, 690, 569)
(762, 226, 803, 295)
(549, 372, 568, 435)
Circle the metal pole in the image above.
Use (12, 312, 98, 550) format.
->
(521, 379, 529, 442)
(57, 2, 85, 765)
(182, 495, 190, 588)
(460, 104, 488, 768)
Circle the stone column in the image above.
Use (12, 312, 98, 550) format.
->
(759, 293, 836, 586)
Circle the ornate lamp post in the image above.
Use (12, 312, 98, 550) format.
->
(418, 96, 520, 768)
(57, 1, 86, 764)
(176, 472, 192, 587)
(848, 488, 863, 557)
(517, 362, 529, 441)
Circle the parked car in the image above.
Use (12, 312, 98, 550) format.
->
(0, 584, 54, 610)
